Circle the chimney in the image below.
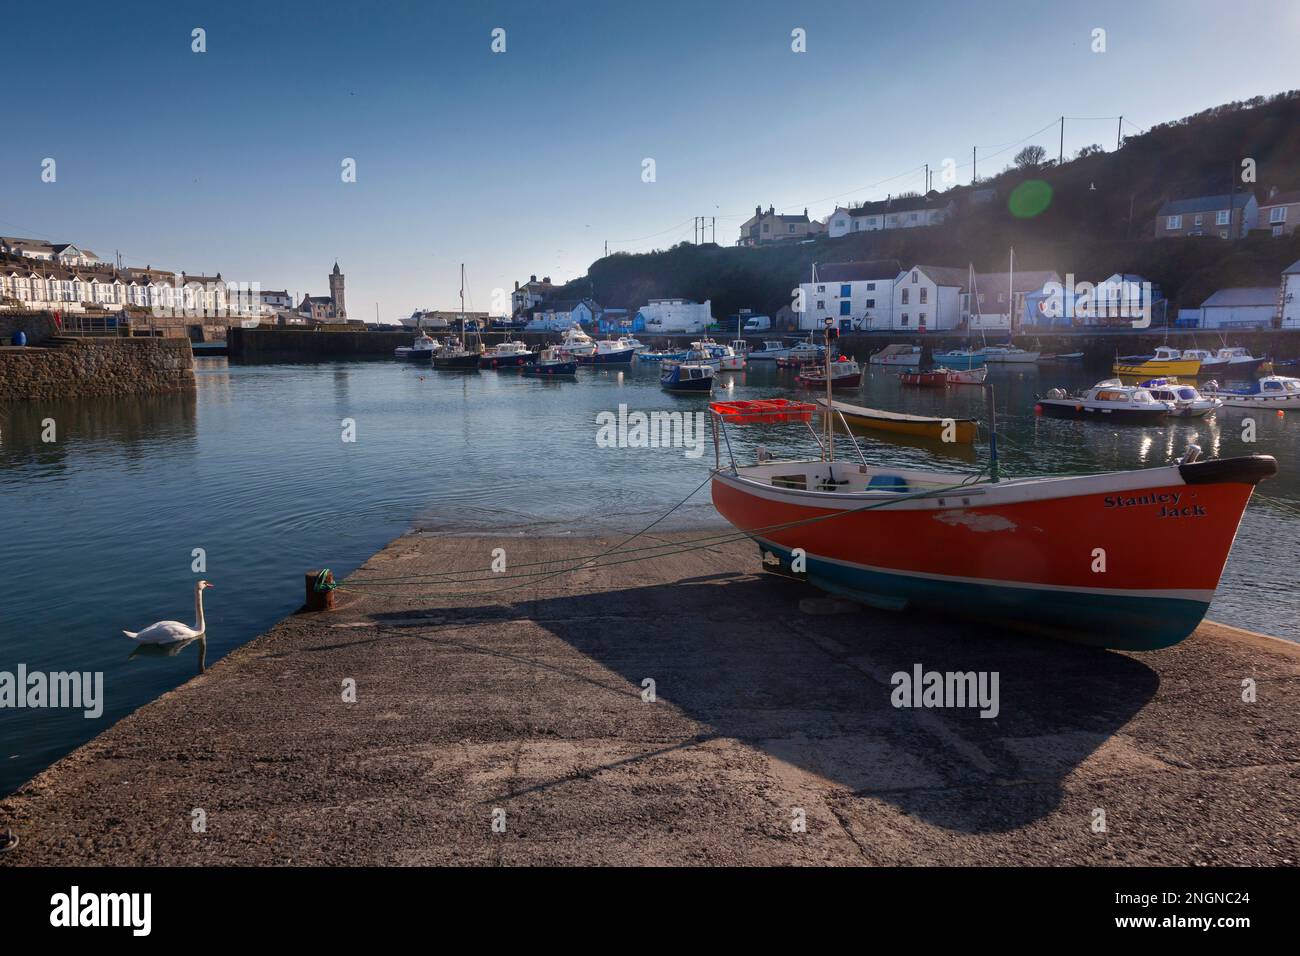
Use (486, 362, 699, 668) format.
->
(755, 205, 761, 216)
(530, 274, 537, 282)
(769, 205, 775, 215)
(514, 280, 520, 290)
(543, 276, 550, 283)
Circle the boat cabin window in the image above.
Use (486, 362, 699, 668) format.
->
(1095, 389, 1128, 401)
(1264, 380, 1281, 390)
(1132, 389, 1153, 402)
(1175, 388, 1197, 400)
(771, 475, 807, 490)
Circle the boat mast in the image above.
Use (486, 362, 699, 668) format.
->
(1007, 246, 1015, 337)
(824, 317, 834, 462)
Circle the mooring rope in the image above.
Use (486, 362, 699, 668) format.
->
(336, 466, 991, 598)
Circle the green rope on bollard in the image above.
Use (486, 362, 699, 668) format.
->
(314, 569, 338, 593)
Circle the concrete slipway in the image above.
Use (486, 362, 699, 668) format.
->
(1, 531, 1297, 866)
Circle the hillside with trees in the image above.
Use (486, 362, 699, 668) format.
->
(551, 91, 1300, 320)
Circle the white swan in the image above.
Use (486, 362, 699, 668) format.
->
(123, 580, 214, 644)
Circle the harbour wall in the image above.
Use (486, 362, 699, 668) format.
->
(227, 327, 411, 362)
(0, 337, 195, 401)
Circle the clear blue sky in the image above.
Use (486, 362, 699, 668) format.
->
(2, 0, 1297, 319)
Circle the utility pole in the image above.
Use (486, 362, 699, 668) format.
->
(1059, 116, 1065, 165)
(972, 146, 977, 184)
(1117, 116, 1123, 150)
(924, 163, 929, 194)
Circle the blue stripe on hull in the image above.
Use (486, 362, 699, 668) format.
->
(757, 541, 1207, 651)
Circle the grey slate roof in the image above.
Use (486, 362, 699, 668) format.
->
(808, 259, 902, 283)
(1201, 287, 1279, 308)
(1157, 193, 1254, 216)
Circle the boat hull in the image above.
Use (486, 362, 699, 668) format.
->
(710, 456, 1274, 649)
(797, 371, 861, 389)
(900, 371, 947, 387)
(823, 399, 977, 443)
(1036, 400, 1169, 424)
(479, 352, 537, 369)
(522, 360, 577, 376)
(1114, 359, 1202, 377)
(577, 348, 637, 365)
(432, 352, 481, 370)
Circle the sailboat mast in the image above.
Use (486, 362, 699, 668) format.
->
(1008, 247, 1015, 333)
(825, 319, 834, 462)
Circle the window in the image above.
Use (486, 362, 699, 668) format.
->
(1271, 207, 1287, 223)
(835, 219, 846, 228)
(762, 223, 769, 232)
(919, 312, 927, 325)
(908, 213, 918, 222)
(900, 313, 909, 326)
(817, 300, 825, 310)
(1167, 215, 1182, 230)
(840, 284, 851, 297)
(1194, 214, 1203, 226)
(864, 298, 875, 308)
(919, 288, 928, 304)
(788, 224, 795, 233)
(1217, 210, 1231, 225)
(866, 282, 875, 291)
(840, 301, 851, 316)
(1274, 225, 1285, 237)
(1220, 231, 1229, 239)
(911, 270, 918, 283)
(901, 289, 909, 305)
(816, 285, 825, 292)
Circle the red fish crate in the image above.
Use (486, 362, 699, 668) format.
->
(709, 398, 816, 424)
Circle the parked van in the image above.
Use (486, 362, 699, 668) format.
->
(742, 314, 772, 332)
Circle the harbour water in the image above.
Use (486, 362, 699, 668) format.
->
(1, 355, 1297, 796)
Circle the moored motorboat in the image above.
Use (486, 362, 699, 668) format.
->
(1201, 375, 1300, 409)
(797, 358, 861, 389)
(478, 340, 537, 369)
(1211, 346, 1267, 377)
(1139, 379, 1221, 418)
(394, 333, 439, 362)
(706, 397, 1278, 649)
(1035, 379, 1171, 423)
(1038, 351, 1085, 363)
(819, 397, 976, 443)
(868, 344, 923, 367)
(521, 345, 577, 377)
(1180, 349, 1229, 376)
(576, 337, 639, 364)
(1113, 345, 1201, 378)
(556, 325, 596, 358)
(661, 360, 715, 393)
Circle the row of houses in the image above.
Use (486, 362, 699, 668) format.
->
(0, 234, 347, 326)
(523, 297, 714, 334)
(797, 258, 1300, 332)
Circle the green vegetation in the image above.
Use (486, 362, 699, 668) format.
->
(553, 92, 1300, 317)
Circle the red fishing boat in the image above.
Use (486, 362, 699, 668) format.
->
(900, 369, 948, 387)
(705, 393, 1277, 650)
(797, 358, 861, 389)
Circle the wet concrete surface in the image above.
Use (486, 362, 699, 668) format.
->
(2, 532, 1297, 865)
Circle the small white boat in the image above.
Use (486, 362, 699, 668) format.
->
(945, 366, 987, 385)
(1202, 375, 1300, 409)
(1140, 379, 1222, 418)
(394, 333, 439, 361)
(749, 337, 825, 362)
(868, 344, 922, 367)
(980, 346, 1041, 364)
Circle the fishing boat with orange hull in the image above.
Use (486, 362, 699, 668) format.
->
(706, 393, 1277, 650)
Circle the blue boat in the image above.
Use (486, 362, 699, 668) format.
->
(931, 348, 986, 370)
(639, 350, 687, 363)
(661, 361, 715, 393)
(522, 347, 577, 377)
(576, 338, 639, 365)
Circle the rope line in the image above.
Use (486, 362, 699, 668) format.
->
(337, 467, 990, 598)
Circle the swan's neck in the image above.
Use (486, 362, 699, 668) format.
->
(194, 586, 206, 634)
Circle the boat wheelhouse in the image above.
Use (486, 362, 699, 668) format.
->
(394, 333, 439, 361)
(521, 345, 577, 377)
(576, 337, 639, 364)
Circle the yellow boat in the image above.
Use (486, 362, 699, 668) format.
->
(1112, 346, 1201, 378)
(818, 398, 977, 444)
